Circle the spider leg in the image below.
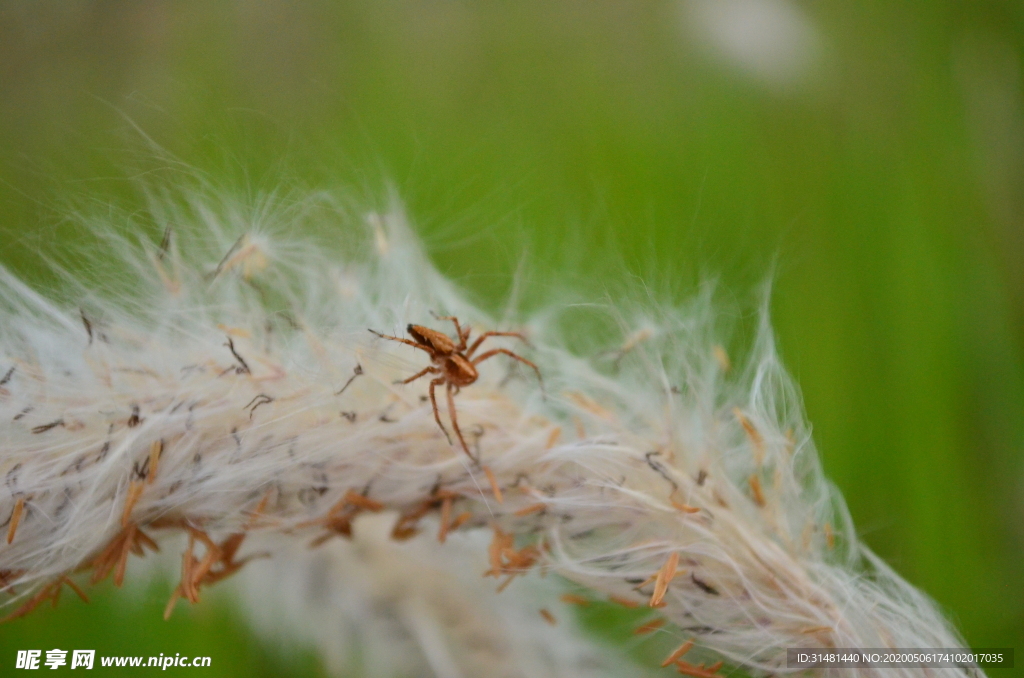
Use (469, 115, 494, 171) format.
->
(447, 381, 472, 458)
(397, 365, 438, 385)
(428, 378, 453, 445)
(472, 348, 545, 392)
(430, 313, 469, 351)
(466, 331, 530, 358)
(369, 329, 433, 354)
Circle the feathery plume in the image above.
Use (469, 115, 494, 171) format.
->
(0, 186, 982, 677)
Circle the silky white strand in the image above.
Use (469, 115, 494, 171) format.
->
(0, 187, 982, 678)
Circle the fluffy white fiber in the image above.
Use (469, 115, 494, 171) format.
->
(0, 185, 982, 677)
(232, 513, 659, 678)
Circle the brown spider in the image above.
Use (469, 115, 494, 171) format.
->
(370, 315, 542, 457)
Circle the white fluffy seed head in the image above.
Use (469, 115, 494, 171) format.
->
(0, 185, 981, 677)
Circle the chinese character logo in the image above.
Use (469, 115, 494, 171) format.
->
(16, 650, 41, 669)
(70, 650, 94, 670)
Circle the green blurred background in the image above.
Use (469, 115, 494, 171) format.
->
(1, 1, 1022, 675)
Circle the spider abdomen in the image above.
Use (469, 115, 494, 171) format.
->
(407, 324, 456, 354)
